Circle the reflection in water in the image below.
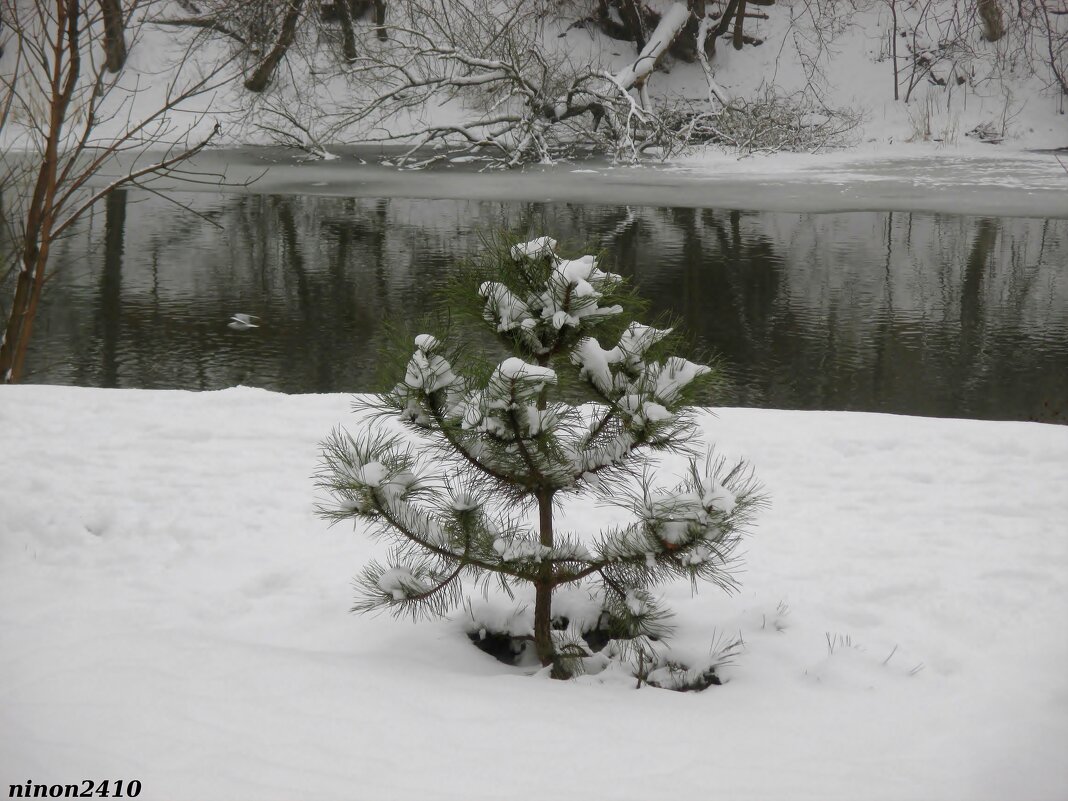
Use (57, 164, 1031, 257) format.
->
(99, 189, 126, 387)
(20, 191, 1068, 422)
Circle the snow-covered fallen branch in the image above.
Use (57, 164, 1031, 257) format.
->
(612, 2, 691, 103)
(261, 0, 702, 166)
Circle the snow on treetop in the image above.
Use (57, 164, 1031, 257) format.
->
(571, 322, 676, 394)
(700, 479, 737, 515)
(619, 395, 674, 428)
(643, 357, 711, 406)
(353, 460, 389, 488)
(570, 338, 618, 394)
(376, 567, 428, 601)
(414, 333, 440, 353)
(403, 347, 459, 394)
(510, 236, 557, 260)
(497, 357, 557, 384)
(479, 281, 531, 332)
(493, 534, 551, 562)
(640, 477, 738, 550)
(482, 240, 627, 337)
(553, 255, 619, 291)
(449, 489, 481, 512)
(625, 589, 650, 616)
(547, 255, 623, 312)
(395, 338, 463, 426)
(455, 359, 560, 438)
(539, 255, 623, 329)
(618, 322, 672, 364)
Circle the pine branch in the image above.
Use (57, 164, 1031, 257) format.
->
(370, 489, 534, 584)
(426, 400, 523, 488)
(506, 406, 550, 488)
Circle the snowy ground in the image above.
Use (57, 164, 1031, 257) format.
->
(2, 386, 1066, 800)
(3, 6, 1067, 794)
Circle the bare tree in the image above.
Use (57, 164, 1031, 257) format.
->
(0, 1, 242, 383)
(274, 0, 696, 165)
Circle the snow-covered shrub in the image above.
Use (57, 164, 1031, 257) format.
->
(317, 235, 766, 683)
(665, 88, 865, 154)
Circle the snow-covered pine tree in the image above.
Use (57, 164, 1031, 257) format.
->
(317, 236, 764, 681)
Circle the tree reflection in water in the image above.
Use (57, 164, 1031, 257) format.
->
(26, 191, 1068, 423)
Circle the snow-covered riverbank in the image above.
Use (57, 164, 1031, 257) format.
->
(2, 385, 1066, 800)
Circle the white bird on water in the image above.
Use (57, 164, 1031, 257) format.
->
(228, 313, 259, 330)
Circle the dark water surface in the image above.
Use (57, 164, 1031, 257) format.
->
(18, 189, 1068, 422)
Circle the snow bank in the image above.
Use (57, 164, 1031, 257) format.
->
(3, 1, 1062, 164)
(2, 385, 1066, 800)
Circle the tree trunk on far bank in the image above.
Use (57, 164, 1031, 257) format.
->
(732, 0, 747, 49)
(245, 0, 306, 92)
(977, 0, 1005, 41)
(99, 0, 127, 72)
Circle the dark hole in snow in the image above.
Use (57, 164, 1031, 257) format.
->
(660, 667, 722, 691)
(468, 619, 720, 691)
(581, 625, 613, 654)
(552, 614, 619, 653)
(467, 629, 531, 665)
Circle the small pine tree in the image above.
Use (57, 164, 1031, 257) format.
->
(317, 236, 765, 681)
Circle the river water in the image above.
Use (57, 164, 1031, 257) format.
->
(17, 187, 1068, 423)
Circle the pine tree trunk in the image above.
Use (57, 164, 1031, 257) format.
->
(533, 488, 557, 672)
(533, 579, 554, 667)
